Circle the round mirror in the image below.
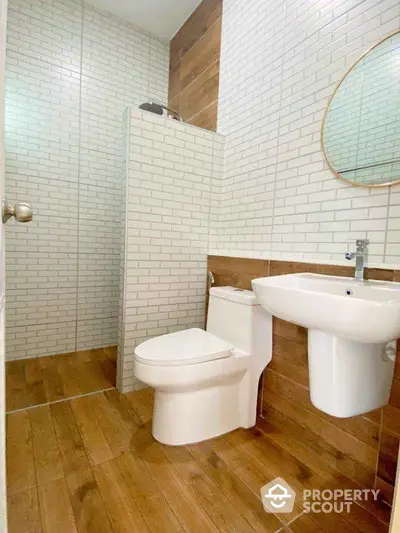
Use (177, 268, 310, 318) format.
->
(322, 31, 400, 187)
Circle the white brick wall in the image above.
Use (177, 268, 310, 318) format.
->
(5, 0, 169, 360)
(119, 108, 223, 392)
(211, 0, 400, 266)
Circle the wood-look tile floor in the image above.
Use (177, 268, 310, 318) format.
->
(6, 387, 391, 533)
(6, 346, 117, 412)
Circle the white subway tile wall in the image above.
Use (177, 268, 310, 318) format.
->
(5, 0, 169, 360)
(119, 109, 223, 391)
(212, 0, 400, 265)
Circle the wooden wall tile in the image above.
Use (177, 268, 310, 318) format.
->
(314, 264, 353, 277)
(170, 0, 222, 60)
(207, 255, 268, 290)
(273, 318, 307, 345)
(180, 18, 221, 91)
(187, 101, 218, 131)
(269, 260, 315, 276)
(168, 60, 181, 103)
(168, 0, 222, 132)
(169, 39, 182, 70)
(268, 357, 309, 388)
(208, 255, 268, 277)
(365, 268, 394, 282)
(179, 61, 219, 122)
(169, 95, 180, 115)
(273, 334, 308, 368)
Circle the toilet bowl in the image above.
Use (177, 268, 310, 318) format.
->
(133, 286, 272, 445)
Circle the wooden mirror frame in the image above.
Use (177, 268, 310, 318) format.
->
(321, 29, 400, 188)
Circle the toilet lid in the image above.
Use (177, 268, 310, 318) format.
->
(134, 328, 233, 366)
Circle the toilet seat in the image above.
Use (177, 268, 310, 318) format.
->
(134, 328, 233, 366)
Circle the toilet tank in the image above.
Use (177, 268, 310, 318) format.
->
(206, 286, 259, 353)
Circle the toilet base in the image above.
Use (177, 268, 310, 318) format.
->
(152, 381, 246, 445)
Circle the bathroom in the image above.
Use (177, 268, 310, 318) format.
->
(1, 0, 400, 531)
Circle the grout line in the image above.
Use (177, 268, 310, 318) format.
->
(267, 0, 287, 260)
(274, 510, 306, 532)
(374, 407, 384, 490)
(177, 58, 220, 100)
(186, 99, 218, 125)
(74, 1, 85, 353)
(170, 14, 222, 70)
(6, 346, 117, 363)
(6, 387, 116, 415)
(179, 52, 220, 97)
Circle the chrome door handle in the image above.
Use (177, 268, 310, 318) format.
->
(2, 199, 33, 223)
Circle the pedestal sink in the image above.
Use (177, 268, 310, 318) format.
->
(252, 273, 400, 418)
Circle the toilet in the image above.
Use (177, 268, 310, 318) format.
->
(133, 286, 272, 445)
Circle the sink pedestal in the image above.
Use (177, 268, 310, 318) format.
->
(308, 330, 396, 418)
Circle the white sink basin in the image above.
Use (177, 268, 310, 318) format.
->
(252, 273, 399, 418)
(252, 273, 400, 344)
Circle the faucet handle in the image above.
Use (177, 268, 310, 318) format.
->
(345, 252, 356, 260)
(356, 239, 369, 250)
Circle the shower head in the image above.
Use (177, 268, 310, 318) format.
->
(138, 101, 182, 121)
(139, 101, 164, 115)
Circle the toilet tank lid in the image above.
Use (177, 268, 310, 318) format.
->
(210, 286, 258, 305)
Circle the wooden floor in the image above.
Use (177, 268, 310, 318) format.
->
(6, 387, 392, 533)
(6, 346, 117, 412)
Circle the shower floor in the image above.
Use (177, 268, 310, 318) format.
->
(6, 346, 117, 412)
(5, 387, 391, 533)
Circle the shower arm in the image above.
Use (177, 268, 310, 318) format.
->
(158, 103, 182, 121)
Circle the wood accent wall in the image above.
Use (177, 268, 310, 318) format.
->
(207, 255, 400, 509)
(168, 0, 222, 131)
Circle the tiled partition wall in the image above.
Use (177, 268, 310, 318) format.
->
(212, 0, 400, 265)
(207, 255, 400, 513)
(4, 0, 168, 359)
(118, 108, 223, 391)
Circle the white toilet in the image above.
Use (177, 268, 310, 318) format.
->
(133, 286, 272, 445)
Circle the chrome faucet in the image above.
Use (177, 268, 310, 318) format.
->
(345, 239, 369, 281)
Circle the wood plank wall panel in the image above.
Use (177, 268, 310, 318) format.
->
(168, 0, 222, 131)
(207, 255, 400, 508)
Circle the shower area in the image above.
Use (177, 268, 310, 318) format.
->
(4, 0, 169, 409)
